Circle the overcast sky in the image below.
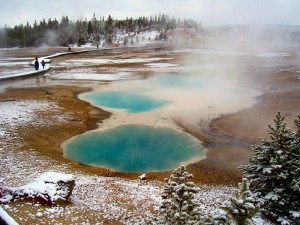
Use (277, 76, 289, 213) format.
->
(1, 0, 299, 28)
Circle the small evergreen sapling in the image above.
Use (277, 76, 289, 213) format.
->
(217, 178, 258, 225)
(241, 112, 300, 224)
(159, 165, 201, 225)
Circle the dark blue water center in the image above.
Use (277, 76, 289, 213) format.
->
(64, 125, 204, 172)
(81, 91, 169, 113)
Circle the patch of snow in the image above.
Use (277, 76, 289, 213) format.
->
(145, 62, 180, 68)
(291, 211, 300, 219)
(0, 100, 68, 138)
(0, 67, 33, 76)
(253, 213, 272, 225)
(0, 57, 33, 61)
(138, 174, 146, 180)
(265, 192, 279, 200)
(0, 100, 50, 126)
(0, 57, 33, 67)
(0, 61, 29, 66)
(36, 212, 43, 218)
(60, 57, 172, 66)
(113, 30, 160, 46)
(50, 72, 139, 81)
(194, 184, 234, 214)
(0, 128, 6, 136)
(0, 64, 50, 80)
(38, 171, 74, 183)
(263, 167, 272, 174)
(13, 172, 74, 203)
(71, 176, 162, 223)
(79, 42, 94, 48)
(278, 217, 291, 225)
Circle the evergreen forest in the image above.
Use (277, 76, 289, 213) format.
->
(0, 14, 200, 48)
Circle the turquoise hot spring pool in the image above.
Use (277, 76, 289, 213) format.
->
(64, 124, 205, 172)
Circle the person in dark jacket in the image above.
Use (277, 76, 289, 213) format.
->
(35, 57, 39, 71)
(41, 59, 46, 69)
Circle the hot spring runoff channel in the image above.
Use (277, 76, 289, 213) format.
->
(64, 90, 204, 172)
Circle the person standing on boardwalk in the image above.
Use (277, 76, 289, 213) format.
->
(41, 59, 46, 69)
(34, 56, 39, 71)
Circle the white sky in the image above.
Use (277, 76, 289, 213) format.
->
(0, 0, 299, 28)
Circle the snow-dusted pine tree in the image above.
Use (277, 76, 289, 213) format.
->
(241, 112, 300, 224)
(212, 178, 258, 225)
(159, 165, 201, 225)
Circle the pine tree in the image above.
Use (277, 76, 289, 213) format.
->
(213, 178, 258, 225)
(105, 15, 113, 45)
(241, 112, 300, 224)
(159, 165, 201, 225)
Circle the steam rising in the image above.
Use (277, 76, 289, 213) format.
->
(199, 25, 300, 51)
(44, 30, 59, 47)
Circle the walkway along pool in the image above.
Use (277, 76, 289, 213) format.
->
(64, 124, 205, 172)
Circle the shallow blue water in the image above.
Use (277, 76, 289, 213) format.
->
(82, 91, 168, 113)
(150, 74, 196, 87)
(64, 125, 204, 172)
(149, 73, 221, 89)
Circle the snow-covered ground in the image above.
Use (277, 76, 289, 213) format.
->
(0, 57, 33, 65)
(0, 100, 66, 137)
(0, 57, 33, 78)
(57, 57, 173, 66)
(145, 62, 180, 68)
(51, 71, 140, 81)
(49, 64, 182, 81)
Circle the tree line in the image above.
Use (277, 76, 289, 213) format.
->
(0, 14, 200, 48)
